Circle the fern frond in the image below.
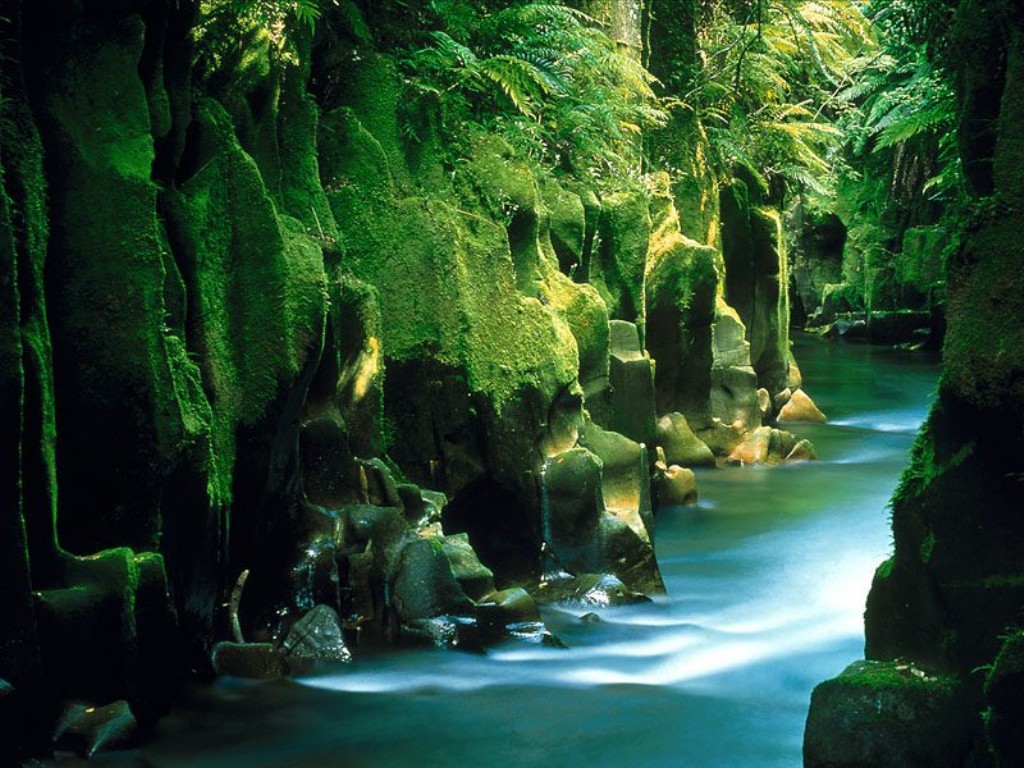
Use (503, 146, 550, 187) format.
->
(479, 54, 554, 116)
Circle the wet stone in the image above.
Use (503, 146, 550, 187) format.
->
(281, 604, 352, 666)
(535, 573, 651, 608)
(211, 642, 287, 679)
(401, 616, 482, 651)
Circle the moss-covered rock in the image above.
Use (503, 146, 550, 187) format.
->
(645, 190, 720, 419)
(592, 190, 651, 329)
(804, 660, 970, 768)
(605, 320, 657, 445)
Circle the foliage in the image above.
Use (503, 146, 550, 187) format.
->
(837, 0, 961, 203)
(843, 55, 957, 197)
(399, 1, 667, 183)
(680, 0, 875, 196)
(194, 0, 323, 79)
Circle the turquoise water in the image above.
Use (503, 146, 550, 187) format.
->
(62, 335, 940, 767)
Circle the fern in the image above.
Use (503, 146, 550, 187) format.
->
(195, 0, 322, 79)
(685, 0, 875, 195)
(401, 1, 666, 182)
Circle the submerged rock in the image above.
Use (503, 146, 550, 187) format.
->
(401, 616, 482, 651)
(785, 439, 818, 461)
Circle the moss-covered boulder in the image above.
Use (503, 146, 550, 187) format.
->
(804, 661, 970, 768)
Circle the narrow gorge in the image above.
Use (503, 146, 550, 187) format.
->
(0, 1, 1020, 766)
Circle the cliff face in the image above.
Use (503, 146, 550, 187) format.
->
(804, 2, 1024, 766)
(0, 0, 817, 757)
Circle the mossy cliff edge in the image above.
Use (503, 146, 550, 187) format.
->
(804, 2, 1024, 766)
(0, 0, 823, 757)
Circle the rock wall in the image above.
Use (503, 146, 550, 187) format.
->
(805, 2, 1024, 765)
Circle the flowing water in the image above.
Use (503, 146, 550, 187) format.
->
(67, 334, 940, 768)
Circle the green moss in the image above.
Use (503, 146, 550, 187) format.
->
(167, 99, 328, 502)
(323, 108, 577, 418)
(836, 659, 956, 693)
(542, 270, 610, 388)
(593, 190, 652, 328)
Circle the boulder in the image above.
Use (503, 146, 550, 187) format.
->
(656, 412, 715, 468)
(786, 439, 818, 461)
(477, 587, 542, 640)
(580, 420, 655, 546)
(773, 387, 793, 411)
(804, 660, 970, 768)
(657, 465, 698, 507)
(390, 538, 473, 623)
(727, 426, 772, 465)
(768, 428, 799, 459)
(541, 448, 605, 575)
(211, 642, 286, 679)
(440, 534, 496, 600)
(778, 389, 827, 423)
(280, 605, 352, 666)
(696, 417, 748, 456)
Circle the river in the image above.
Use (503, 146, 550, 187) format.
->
(58, 334, 940, 767)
